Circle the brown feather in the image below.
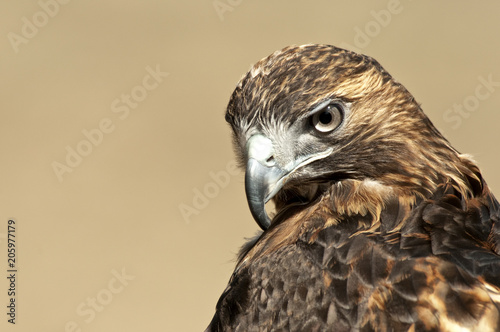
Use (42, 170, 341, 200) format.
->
(208, 44, 500, 331)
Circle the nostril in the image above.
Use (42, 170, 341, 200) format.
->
(266, 156, 275, 165)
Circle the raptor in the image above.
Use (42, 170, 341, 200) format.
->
(206, 44, 500, 331)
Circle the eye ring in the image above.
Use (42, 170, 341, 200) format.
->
(310, 103, 343, 133)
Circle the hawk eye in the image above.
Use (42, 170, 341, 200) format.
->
(310, 103, 343, 133)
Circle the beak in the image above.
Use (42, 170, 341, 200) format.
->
(244, 134, 333, 230)
(245, 159, 287, 230)
(245, 135, 286, 230)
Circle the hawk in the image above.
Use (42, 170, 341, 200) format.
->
(206, 44, 500, 331)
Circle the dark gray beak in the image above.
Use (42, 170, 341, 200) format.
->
(244, 134, 333, 230)
(245, 158, 286, 230)
(244, 135, 286, 230)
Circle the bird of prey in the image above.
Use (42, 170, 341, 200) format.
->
(206, 44, 500, 331)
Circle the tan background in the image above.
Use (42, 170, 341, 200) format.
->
(1, 1, 499, 331)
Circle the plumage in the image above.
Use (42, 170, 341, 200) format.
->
(206, 44, 500, 331)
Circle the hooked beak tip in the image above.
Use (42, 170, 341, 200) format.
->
(245, 158, 285, 230)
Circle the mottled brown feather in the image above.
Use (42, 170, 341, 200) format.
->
(208, 44, 500, 332)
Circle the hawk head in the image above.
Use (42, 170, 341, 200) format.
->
(225, 44, 481, 230)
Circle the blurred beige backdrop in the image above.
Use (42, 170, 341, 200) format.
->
(1, 1, 499, 331)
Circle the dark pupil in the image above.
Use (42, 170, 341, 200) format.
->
(319, 111, 332, 124)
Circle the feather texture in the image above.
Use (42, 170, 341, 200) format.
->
(207, 44, 500, 331)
